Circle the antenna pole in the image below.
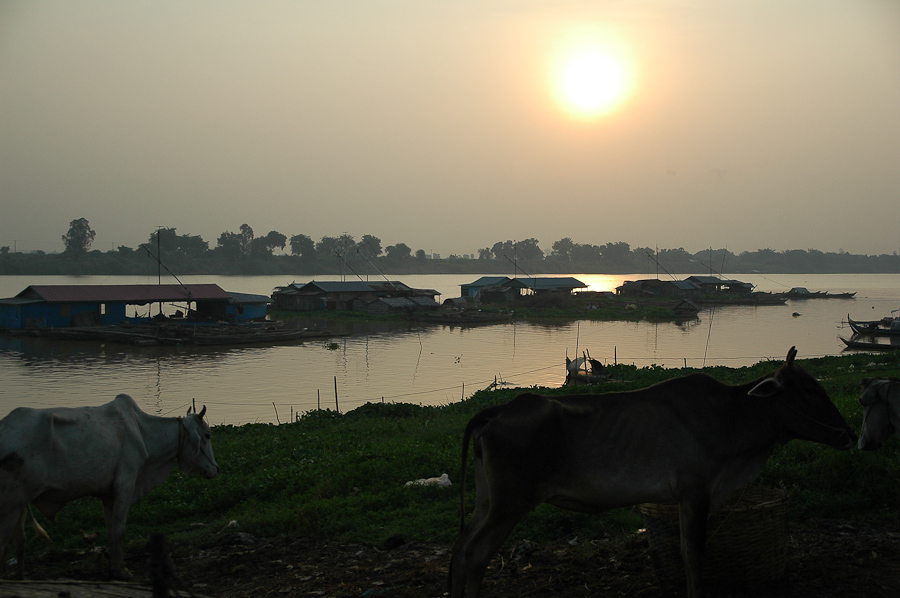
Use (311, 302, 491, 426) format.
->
(157, 227, 161, 285)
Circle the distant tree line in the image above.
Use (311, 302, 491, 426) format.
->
(1, 218, 899, 276)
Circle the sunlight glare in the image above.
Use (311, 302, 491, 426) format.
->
(549, 36, 634, 120)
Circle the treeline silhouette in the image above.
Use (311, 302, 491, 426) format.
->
(2, 221, 899, 276)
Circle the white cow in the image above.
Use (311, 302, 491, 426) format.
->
(858, 377, 900, 450)
(0, 394, 219, 579)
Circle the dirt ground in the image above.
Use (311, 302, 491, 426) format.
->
(8, 517, 899, 598)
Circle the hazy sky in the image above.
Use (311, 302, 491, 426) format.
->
(2, 1, 899, 257)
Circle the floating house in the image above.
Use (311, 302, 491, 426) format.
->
(0, 284, 270, 330)
(460, 276, 587, 302)
(616, 279, 702, 299)
(684, 276, 754, 296)
(616, 276, 760, 301)
(271, 280, 440, 312)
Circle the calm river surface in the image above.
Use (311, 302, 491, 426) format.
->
(2, 273, 898, 424)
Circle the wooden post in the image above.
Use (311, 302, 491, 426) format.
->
(317, 389, 320, 410)
(614, 346, 617, 365)
(272, 402, 280, 425)
(461, 382, 465, 401)
(334, 376, 339, 413)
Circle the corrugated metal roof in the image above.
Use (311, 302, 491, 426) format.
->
(226, 292, 272, 304)
(369, 281, 412, 292)
(18, 284, 232, 303)
(519, 277, 587, 290)
(462, 276, 512, 287)
(373, 297, 416, 308)
(299, 281, 376, 293)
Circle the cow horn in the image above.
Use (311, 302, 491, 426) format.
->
(785, 346, 797, 366)
(198, 405, 207, 419)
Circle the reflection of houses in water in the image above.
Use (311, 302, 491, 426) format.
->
(271, 280, 440, 313)
(0, 284, 269, 330)
(459, 276, 587, 303)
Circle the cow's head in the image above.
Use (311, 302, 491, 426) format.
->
(748, 346, 856, 449)
(178, 405, 219, 478)
(857, 377, 900, 451)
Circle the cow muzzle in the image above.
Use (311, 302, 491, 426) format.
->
(835, 429, 858, 451)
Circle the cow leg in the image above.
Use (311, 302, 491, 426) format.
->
(450, 461, 534, 598)
(0, 507, 26, 580)
(101, 492, 134, 580)
(450, 459, 493, 598)
(452, 507, 529, 598)
(13, 508, 26, 580)
(451, 472, 533, 598)
(678, 495, 711, 598)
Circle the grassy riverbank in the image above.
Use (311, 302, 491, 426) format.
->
(17, 351, 900, 566)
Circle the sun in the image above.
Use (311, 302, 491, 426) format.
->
(562, 54, 623, 111)
(551, 48, 632, 119)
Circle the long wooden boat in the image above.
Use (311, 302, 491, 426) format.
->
(839, 336, 900, 352)
(847, 315, 900, 337)
(781, 288, 856, 300)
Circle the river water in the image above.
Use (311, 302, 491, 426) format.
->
(1, 273, 898, 424)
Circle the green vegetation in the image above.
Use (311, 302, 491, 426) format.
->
(18, 352, 900, 563)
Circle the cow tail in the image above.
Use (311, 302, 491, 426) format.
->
(458, 405, 503, 532)
(28, 505, 52, 545)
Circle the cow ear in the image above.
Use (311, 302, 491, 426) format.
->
(785, 346, 797, 366)
(748, 377, 782, 397)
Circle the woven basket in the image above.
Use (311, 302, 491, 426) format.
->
(639, 486, 789, 593)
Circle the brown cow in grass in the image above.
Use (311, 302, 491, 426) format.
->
(450, 347, 855, 598)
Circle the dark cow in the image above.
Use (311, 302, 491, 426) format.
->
(0, 394, 219, 579)
(857, 376, 900, 450)
(450, 347, 855, 598)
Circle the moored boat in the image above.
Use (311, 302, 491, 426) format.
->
(565, 354, 606, 386)
(839, 335, 900, 352)
(847, 314, 900, 337)
(781, 287, 856, 300)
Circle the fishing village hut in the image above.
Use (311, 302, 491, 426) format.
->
(460, 277, 587, 303)
(616, 279, 701, 299)
(271, 280, 440, 312)
(460, 276, 514, 300)
(685, 276, 754, 296)
(0, 284, 258, 330)
(351, 296, 440, 315)
(518, 277, 587, 295)
(224, 292, 272, 322)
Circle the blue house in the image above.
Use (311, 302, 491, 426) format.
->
(0, 284, 266, 330)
